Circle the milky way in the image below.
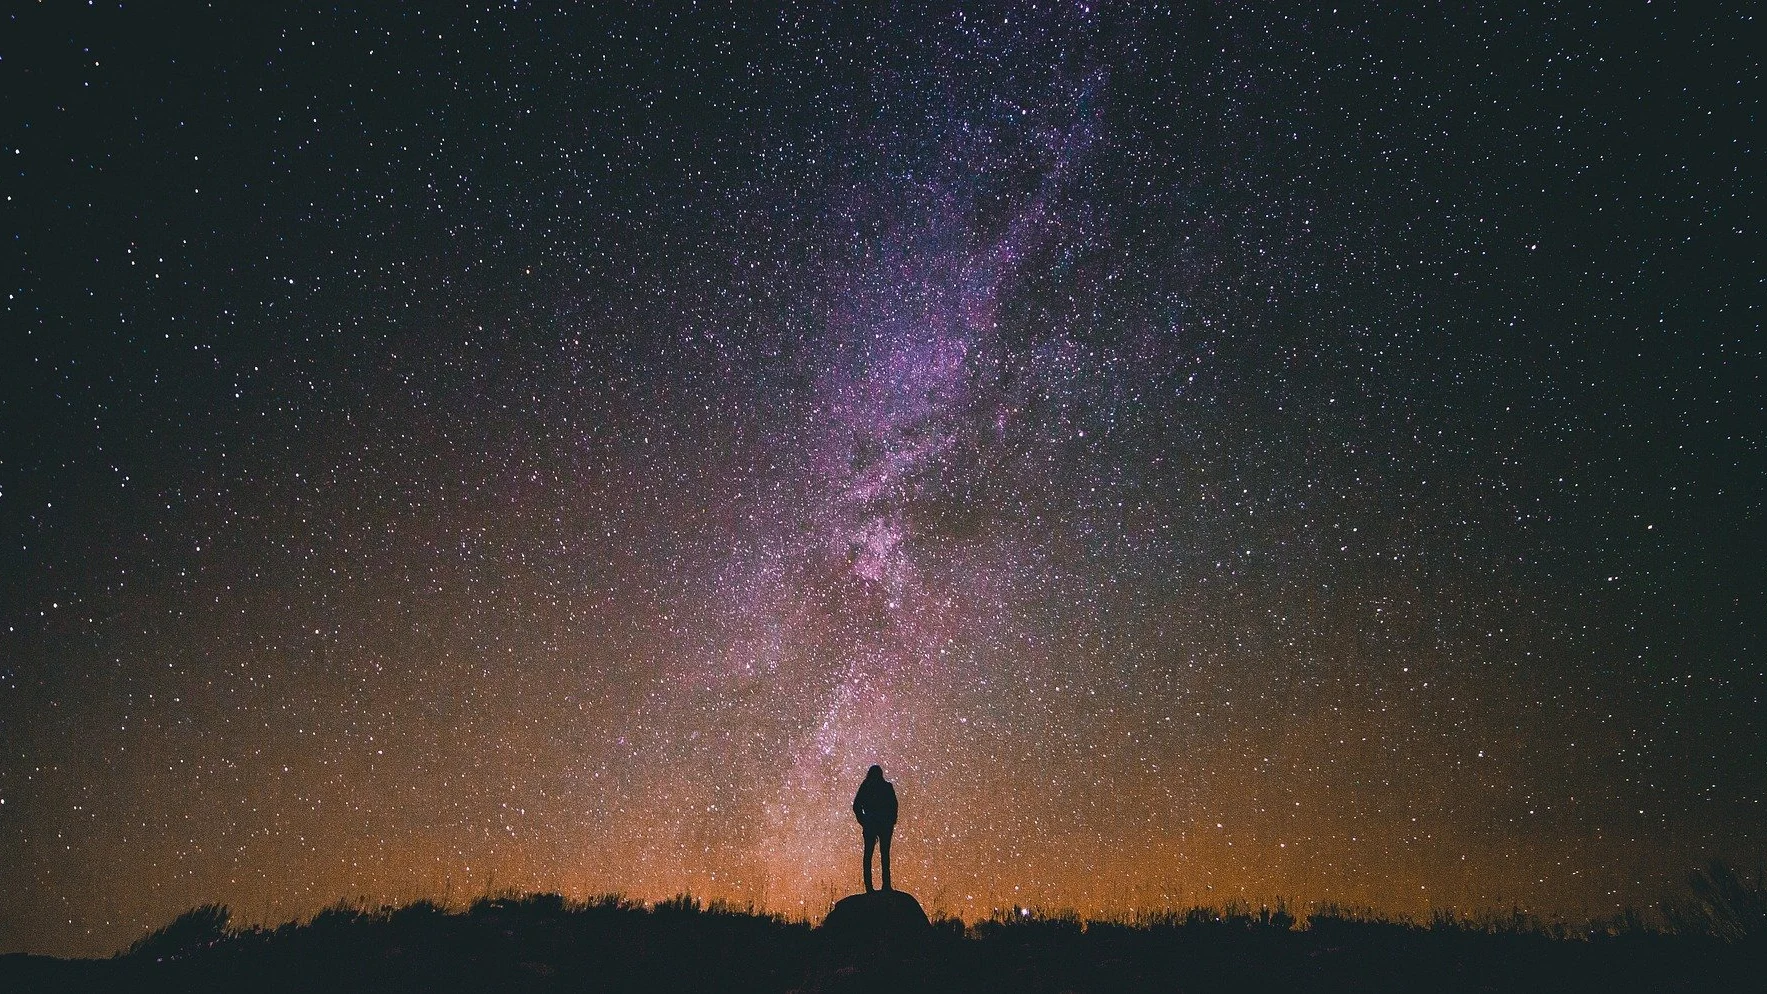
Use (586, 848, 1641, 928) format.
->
(2, 4, 1760, 956)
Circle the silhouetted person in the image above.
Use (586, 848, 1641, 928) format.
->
(852, 764, 898, 892)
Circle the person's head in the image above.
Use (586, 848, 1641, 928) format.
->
(867, 764, 884, 781)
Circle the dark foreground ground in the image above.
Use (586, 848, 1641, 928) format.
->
(2, 893, 1759, 993)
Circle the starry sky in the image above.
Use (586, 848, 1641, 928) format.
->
(2, 2, 1761, 958)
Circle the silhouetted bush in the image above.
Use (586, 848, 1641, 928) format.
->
(1662, 861, 1766, 942)
(388, 897, 448, 928)
(307, 900, 369, 933)
(125, 903, 230, 961)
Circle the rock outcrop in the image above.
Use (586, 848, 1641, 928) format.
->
(819, 890, 930, 942)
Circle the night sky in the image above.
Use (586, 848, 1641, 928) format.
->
(3, 2, 1761, 958)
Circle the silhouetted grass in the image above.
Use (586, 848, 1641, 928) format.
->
(3, 869, 1762, 993)
(1661, 860, 1767, 942)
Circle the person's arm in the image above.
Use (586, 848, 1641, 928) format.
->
(853, 789, 865, 824)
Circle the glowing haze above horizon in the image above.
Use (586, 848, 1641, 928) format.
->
(2, 2, 1760, 957)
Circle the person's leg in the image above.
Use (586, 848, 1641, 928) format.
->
(862, 830, 877, 892)
(880, 828, 892, 891)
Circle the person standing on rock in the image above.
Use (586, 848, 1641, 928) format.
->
(852, 764, 898, 892)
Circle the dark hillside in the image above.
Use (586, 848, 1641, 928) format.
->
(2, 892, 1757, 994)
